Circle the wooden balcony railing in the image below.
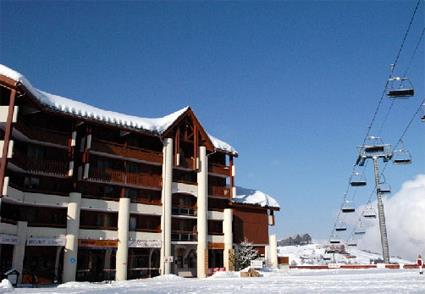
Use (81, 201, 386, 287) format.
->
(171, 230, 197, 241)
(131, 227, 161, 233)
(208, 163, 231, 177)
(209, 186, 231, 198)
(91, 139, 163, 164)
(172, 206, 197, 216)
(0, 218, 17, 225)
(15, 120, 69, 146)
(178, 156, 194, 169)
(12, 153, 69, 177)
(89, 167, 162, 189)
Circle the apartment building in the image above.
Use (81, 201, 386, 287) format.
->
(0, 64, 279, 285)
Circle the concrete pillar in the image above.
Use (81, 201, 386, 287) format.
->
(12, 221, 27, 283)
(223, 208, 233, 271)
(161, 138, 173, 275)
(197, 146, 208, 278)
(269, 234, 278, 269)
(116, 197, 130, 281)
(63, 192, 81, 282)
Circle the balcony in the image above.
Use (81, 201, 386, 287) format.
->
(177, 156, 195, 169)
(171, 230, 197, 242)
(91, 139, 163, 164)
(172, 206, 197, 217)
(14, 120, 69, 147)
(208, 163, 231, 177)
(11, 152, 69, 177)
(88, 167, 162, 189)
(209, 186, 231, 198)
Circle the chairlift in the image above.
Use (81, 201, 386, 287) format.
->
(378, 184, 391, 194)
(350, 171, 367, 187)
(330, 239, 341, 244)
(386, 76, 414, 98)
(357, 136, 392, 164)
(347, 242, 357, 247)
(354, 230, 366, 236)
(335, 221, 347, 232)
(341, 200, 356, 213)
(362, 206, 377, 219)
(392, 142, 412, 165)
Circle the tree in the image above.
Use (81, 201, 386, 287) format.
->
(232, 240, 258, 271)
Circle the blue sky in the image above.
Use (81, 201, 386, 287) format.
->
(1, 0, 423, 240)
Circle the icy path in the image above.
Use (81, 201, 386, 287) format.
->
(3, 269, 424, 294)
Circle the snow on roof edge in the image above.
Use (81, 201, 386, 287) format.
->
(233, 186, 280, 209)
(0, 64, 237, 154)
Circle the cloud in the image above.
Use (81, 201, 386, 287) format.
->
(357, 174, 425, 261)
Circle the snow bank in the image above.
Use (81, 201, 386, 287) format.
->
(57, 281, 106, 288)
(358, 174, 425, 261)
(208, 271, 239, 279)
(0, 64, 236, 154)
(0, 279, 13, 289)
(150, 274, 184, 281)
(234, 187, 280, 208)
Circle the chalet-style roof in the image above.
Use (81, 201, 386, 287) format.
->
(0, 64, 237, 155)
(233, 186, 280, 209)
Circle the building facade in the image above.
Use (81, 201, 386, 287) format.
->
(0, 65, 279, 285)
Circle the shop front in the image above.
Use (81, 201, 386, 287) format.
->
(128, 239, 161, 279)
(77, 239, 117, 282)
(0, 234, 17, 276)
(172, 244, 197, 277)
(22, 236, 65, 285)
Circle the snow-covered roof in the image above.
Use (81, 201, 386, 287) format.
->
(0, 64, 236, 154)
(233, 186, 280, 209)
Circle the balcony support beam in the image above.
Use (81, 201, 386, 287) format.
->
(0, 88, 16, 197)
(161, 138, 173, 275)
(197, 146, 208, 278)
(116, 197, 130, 281)
(223, 208, 233, 271)
(63, 192, 81, 282)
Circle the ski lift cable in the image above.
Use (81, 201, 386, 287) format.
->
(391, 0, 422, 76)
(381, 96, 425, 175)
(330, 0, 422, 243)
(377, 26, 425, 136)
(363, 0, 421, 141)
(402, 26, 425, 78)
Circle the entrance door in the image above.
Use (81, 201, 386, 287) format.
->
(77, 248, 116, 282)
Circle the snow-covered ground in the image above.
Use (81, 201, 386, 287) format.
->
(1, 270, 424, 293)
(278, 244, 412, 265)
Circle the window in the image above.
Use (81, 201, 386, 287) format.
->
(24, 176, 40, 189)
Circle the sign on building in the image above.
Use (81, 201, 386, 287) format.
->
(27, 236, 66, 246)
(128, 239, 162, 248)
(78, 239, 118, 248)
(164, 256, 174, 263)
(0, 234, 18, 245)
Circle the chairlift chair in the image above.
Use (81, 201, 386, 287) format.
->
(350, 171, 367, 187)
(392, 147, 412, 165)
(378, 182, 391, 194)
(354, 230, 366, 236)
(330, 239, 341, 244)
(362, 206, 377, 219)
(387, 76, 414, 98)
(341, 200, 356, 213)
(335, 221, 347, 232)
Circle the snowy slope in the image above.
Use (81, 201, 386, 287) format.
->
(277, 243, 412, 265)
(3, 270, 425, 293)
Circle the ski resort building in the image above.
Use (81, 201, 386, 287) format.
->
(0, 65, 279, 285)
